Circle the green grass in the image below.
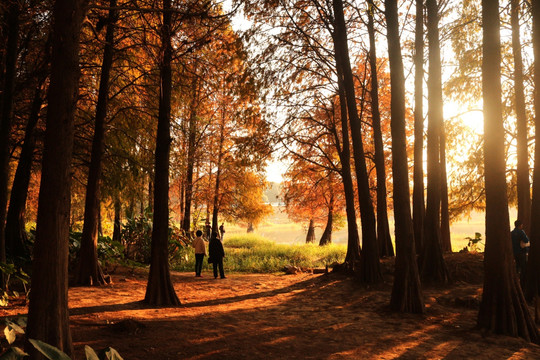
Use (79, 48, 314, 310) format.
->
(170, 234, 347, 274)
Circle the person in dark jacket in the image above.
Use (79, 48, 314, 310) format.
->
(208, 231, 226, 279)
(511, 219, 530, 286)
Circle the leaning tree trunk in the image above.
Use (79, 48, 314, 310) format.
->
(512, 0, 531, 234)
(76, 0, 117, 286)
(333, 0, 381, 284)
(385, 0, 424, 314)
(319, 199, 334, 246)
(367, 0, 393, 257)
(25, 0, 88, 356)
(144, 0, 180, 306)
(336, 57, 361, 274)
(0, 0, 20, 278)
(412, 0, 425, 256)
(419, 0, 450, 285)
(5, 83, 44, 262)
(477, 0, 538, 342)
(306, 219, 315, 244)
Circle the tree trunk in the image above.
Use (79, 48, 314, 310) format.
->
(211, 109, 226, 235)
(0, 0, 20, 279)
(247, 222, 254, 233)
(512, 0, 531, 234)
(182, 73, 199, 234)
(385, 0, 424, 314)
(419, 0, 450, 284)
(440, 130, 452, 252)
(144, 0, 180, 306)
(319, 207, 333, 246)
(335, 49, 361, 274)
(477, 0, 538, 342)
(367, 0, 393, 258)
(525, 0, 540, 319)
(306, 219, 315, 244)
(5, 83, 44, 262)
(25, 0, 87, 356)
(333, 0, 381, 283)
(412, 0, 425, 256)
(112, 196, 121, 244)
(76, 0, 117, 286)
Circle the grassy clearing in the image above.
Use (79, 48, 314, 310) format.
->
(171, 234, 347, 274)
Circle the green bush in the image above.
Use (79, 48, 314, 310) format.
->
(170, 234, 346, 273)
(0, 263, 29, 307)
(119, 211, 189, 264)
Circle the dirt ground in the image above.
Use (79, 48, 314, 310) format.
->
(3, 253, 540, 359)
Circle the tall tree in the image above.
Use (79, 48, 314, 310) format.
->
(5, 82, 45, 261)
(0, 0, 20, 276)
(144, 0, 180, 306)
(181, 70, 199, 234)
(75, 0, 117, 286)
(25, 0, 88, 355)
(366, 0, 393, 257)
(511, 0, 531, 233)
(419, 0, 450, 284)
(412, 0, 425, 255)
(333, 0, 381, 283)
(385, 0, 424, 313)
(524, 0, 540, 320)
(440, 135, 452, 252)
(477, 0, 538, 342)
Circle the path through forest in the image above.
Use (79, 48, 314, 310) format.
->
(2, 253, 540, 359)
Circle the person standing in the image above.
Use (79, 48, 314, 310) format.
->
(208, 231, 226, 279)
(511, 219, 530, 286)
(205, 220, 211, 240)
(192, 230, 206, 277)
(219, 223, 225, 240)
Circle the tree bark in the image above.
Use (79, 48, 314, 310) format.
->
(477, 0, 538, 342)
(524, 0, 540, 320)
(338, 77, 361, 274)
(182, 73, 199, 234)
(211, 109, 226, 236)
(319, 198, 333, 246)
(367, 0, 393, 258)
(385, 0, 424, 314)
(333, 0, 381, 283)
(0, 0, 20, 278)
(144, 0, 180, 306)
(112, 196, 121, 244)
(440, 130, 452, 252)
(5, 83, 44, 262)
(76, 0, 117, 286)
(419, 0, 450, 284)
(412, 0, 425, 255)
(25, 0, 87, 356)
(306, 219, 315, 244)
(335, 45, 361, 275)
(512, 0, 531, 233)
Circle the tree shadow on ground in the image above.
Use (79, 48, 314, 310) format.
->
(67, 261, 539, 360)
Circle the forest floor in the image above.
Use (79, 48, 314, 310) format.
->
(3, 252, 540, 359)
